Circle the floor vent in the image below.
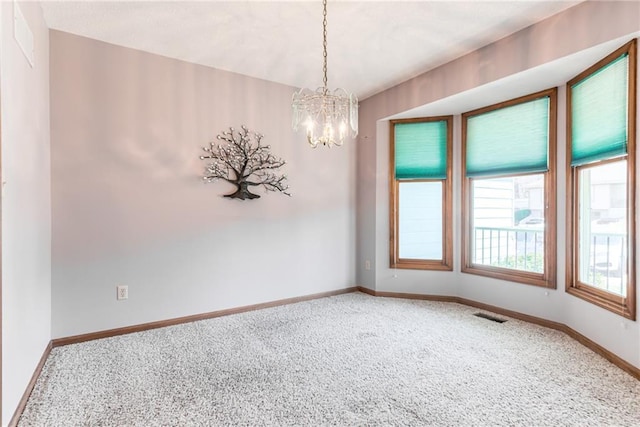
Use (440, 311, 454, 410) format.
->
(474, 312, 507, 323)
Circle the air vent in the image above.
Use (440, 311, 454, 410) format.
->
(474, 312, 507, 323)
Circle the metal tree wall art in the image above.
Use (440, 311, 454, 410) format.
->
(200, 126, 291, 200)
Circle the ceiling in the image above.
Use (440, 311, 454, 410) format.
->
(41, 1, 583, 100)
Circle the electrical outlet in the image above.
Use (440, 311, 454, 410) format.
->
(116, 285, 128, 300)
(365, 260, 371, 270)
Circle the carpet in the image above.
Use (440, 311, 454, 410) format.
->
(18, 292, 640, 426)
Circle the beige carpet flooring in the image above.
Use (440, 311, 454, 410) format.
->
(18, 293, 640, 426)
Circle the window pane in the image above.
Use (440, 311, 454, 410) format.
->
(466, 97, 550, 177)
(571, 54, 628, 166)
(395, 120, 448, 179)
(398, 181, 442, 260)
(578, 161, 627, 296)
(472, 175, 545, 273)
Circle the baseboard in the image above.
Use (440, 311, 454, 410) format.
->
(560, 324, 640, 381)
(8, 341, 53, 427)
(455, 297, 566, 330)
(356, 286, 458, 303)
(52, 287, 357, 348)
(356, 286, 640, 381)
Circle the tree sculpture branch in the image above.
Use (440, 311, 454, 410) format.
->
(200, 126, 291, 200)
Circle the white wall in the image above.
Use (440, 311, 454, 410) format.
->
(50, 31, 356, 338)
(357, 0, 640, 369)
(1, 1, 51, 424)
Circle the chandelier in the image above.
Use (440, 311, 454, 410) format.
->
(292, 0, 358, 148)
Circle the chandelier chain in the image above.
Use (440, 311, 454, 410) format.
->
(322, 0, 328, 94)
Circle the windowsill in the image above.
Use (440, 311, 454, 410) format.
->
(393, 260, 453, 271)
(462, 264, 555, 288)
(566, 284, 635, 320)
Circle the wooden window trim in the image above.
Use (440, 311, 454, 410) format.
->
(566, 39, 637, 320)
(461, 88, 558, 288)
(389, 116, 453, 271)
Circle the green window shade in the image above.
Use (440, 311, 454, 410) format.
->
(571, 54, 628, 166)
(395, 121, 447, 180)
(466, 97, 550, 178)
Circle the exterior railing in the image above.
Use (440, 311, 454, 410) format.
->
(473, 226, 626, 295)
(584, 232, 626, 296)
(473, 226, 544, 273)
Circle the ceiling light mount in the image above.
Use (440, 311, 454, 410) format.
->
(292, 0, 358, 148)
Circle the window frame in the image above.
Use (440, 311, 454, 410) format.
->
(566, 40, 637, 320)
(389, 116, 453, 271)
(461, 88, 558, 288)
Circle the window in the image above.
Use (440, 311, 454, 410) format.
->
(390, 117, 453, 270)
(462, 89, 557, 287)
(566, 40, 636, 319)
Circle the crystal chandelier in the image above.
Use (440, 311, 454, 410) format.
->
(292, 0, 358, 148)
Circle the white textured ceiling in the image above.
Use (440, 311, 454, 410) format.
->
(40, 1, 583, 100)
